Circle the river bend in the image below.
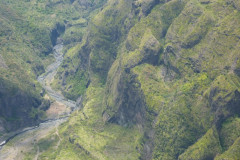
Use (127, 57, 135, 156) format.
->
(0, 39, 79, 159)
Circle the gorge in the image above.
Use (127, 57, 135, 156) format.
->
(0, 38, 80, 159)
(0, 0, 240, 160)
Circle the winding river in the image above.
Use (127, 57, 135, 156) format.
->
(0, 39, 79, 159)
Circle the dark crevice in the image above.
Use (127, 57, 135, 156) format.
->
(86, 80, 91, 88)
(50, 22, 65, 46)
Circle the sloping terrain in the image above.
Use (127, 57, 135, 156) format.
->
(47, 0, 240, 159)
(0, 0, 240, 160)
(0, 0, 105, 135)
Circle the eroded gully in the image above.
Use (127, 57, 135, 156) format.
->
(0, 39, 80, 159)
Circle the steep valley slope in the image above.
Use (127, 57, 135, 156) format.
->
(50, 0, 240, 159)
(0, 0, 105, 135)
(1, 0, 240, 160)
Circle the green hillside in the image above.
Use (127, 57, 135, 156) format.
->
(0, 0, 105, 133)
(48, 0, 240, 159)
(1, 0, 240, 159)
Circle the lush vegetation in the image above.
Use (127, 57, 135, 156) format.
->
(48, 0, 240, 159)
(1, 0, 240, 159)
(0, 0, 105, 132)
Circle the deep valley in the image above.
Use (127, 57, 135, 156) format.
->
(0, 0, 240, 159)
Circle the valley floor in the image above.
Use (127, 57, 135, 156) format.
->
(0, 40, 78, 160)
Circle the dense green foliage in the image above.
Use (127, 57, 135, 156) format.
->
(48, 0, 240, 159)
(0, 0, 105, 132)
(1, 0, 240, 159)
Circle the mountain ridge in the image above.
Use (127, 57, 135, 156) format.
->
(0, 0, 240, 159)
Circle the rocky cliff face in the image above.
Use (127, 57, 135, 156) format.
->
(48, 0, 240, 159)
(2, 0, 240, 159)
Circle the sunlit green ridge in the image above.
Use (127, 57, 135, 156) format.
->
(0, 0, 240, 159)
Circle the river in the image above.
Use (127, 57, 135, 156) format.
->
(0, 39, 79, 159)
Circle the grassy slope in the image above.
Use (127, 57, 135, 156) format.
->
(24, 85, 143, 160)
(51, 0, 134, 100)
(50, 0, 107, 100)
(0, 0, 105, 132)
(24, 0, 240, 159)
(0, 1, 53, 132)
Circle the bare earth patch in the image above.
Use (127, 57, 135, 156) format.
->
(46, 101, 70, 119)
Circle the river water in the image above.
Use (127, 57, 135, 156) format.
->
(0, 39, 79, 159)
